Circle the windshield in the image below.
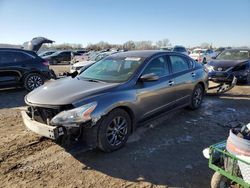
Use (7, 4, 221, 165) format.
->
(79, 56, 144, 83)
(216, 50, 250, 60)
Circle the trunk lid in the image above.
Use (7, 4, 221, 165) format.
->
(23, 37, 54, 52)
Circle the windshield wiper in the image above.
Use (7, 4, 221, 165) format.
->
(84, 79, 106, 83)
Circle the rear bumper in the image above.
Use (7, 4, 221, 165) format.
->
(40, 69, 56, 80)
(21, 110, 63, 139)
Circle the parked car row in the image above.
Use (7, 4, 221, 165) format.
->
(160, 45, 189, 55)
(39, 50, 88, 65)
(70, 51, 118, 73)
(189, 48, 217, 63)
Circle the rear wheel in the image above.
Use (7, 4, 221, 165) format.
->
(188, 84, 204, 110)
(202, 57, 207, 64)
(24, 73, 44, 91)
(97, 109, 131, 152)
(211, 172, 231, 188)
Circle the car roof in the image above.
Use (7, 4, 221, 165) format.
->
(110, 50, 171, 58)
(173, 45, 186, 48)
(110, 50, 192, 60)
(0, 48, 36, 54)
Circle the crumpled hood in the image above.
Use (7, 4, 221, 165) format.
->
(208, 59, 249, 70)
(26, 77, 119, 106)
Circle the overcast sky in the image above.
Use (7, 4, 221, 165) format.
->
(0, 0, 249, 47)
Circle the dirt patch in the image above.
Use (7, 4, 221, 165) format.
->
(0, 81, 250, 187)
(50, 65, 70, 75)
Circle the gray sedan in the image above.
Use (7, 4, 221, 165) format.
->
(22, 50, 208, 152)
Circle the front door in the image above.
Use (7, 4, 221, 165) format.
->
(136, 55, 177, 119)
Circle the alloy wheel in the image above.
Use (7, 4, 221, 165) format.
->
(193, 87, 203, 107)
(106, 116, 128, 146)
(27, 75, 43, 90)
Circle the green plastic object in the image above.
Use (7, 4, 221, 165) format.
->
(208, 140, 250, 188)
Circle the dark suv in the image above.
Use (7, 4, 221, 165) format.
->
(43, 50, 71, 65)
(0, 48, 54, 91)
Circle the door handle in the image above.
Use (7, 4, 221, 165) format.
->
(169, 80, 174, 86)
(191, 72, 196, 77)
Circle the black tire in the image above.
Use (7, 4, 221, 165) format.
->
(202, 57, 207, 64)
(211, 172, 231, 188)
(97, 109, 131, 152)
(188, 84, 204, 110)
(24, 73, 44, 91)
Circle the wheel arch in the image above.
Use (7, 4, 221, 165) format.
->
(21, 71, 43, 83)
(107, 105, 136, 134)
(197, 81, 205, 92)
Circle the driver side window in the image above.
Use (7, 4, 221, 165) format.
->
(143, 56, 169, 77)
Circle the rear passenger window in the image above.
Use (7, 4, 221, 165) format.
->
(143, 56, 169, 77)
(169, 56, 190, 73)
(13, 52, 31, 62)
(0, 51, 31, 63)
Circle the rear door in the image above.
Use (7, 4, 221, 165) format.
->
(0, 51, 32, 87)
(136, 55, 177, 119)
(168, 55, 195, 105)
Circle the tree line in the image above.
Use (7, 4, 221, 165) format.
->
(39, 39, 172, 51)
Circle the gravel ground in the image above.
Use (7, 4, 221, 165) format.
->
(0, 65, 249, 188)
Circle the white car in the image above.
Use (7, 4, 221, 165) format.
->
(70, 61, 95, 73)
(70, 51, 115, 73)
(189, 48, 217, 63)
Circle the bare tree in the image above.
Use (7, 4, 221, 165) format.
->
(123, 41, 136, 50)
(156, 38, 171, 48)
(135, 40, 154, 50)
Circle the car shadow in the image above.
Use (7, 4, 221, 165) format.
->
(62, 96, 250, 187)
(0, 88, 27, 109)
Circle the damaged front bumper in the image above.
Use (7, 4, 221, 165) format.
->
(208, 70, 237, 94)
(21, 110, 64, 139)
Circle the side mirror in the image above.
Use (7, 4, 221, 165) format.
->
(140, 73, 159, 82)
(211, 56, 216, 59)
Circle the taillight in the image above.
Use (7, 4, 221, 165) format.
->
(43, 61, 50, 66)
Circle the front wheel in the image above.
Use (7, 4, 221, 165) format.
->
(211, 172, 231, 188)
(188, 84, 204, 110)
(24, 73, 44, 91)
(97, 109, 131, 152)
